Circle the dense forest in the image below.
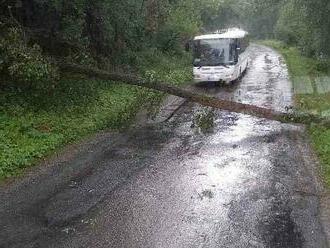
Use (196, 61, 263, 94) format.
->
(0, 0, 218, 87)
(0, 0, 329, 86)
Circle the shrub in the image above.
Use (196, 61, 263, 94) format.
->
(0, 27, 58, 89)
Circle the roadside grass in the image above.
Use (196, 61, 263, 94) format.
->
(260, 40, 330, 187)
(0, 50, 193, 180)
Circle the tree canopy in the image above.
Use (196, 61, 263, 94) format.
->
(204, 0, 330, 57)
(0, 0, 329, 87)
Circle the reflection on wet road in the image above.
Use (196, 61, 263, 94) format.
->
(0, 45, 327, 248)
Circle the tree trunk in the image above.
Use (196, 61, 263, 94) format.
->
(59, 62, 330, 127)
(85, 0, 107, 59)
(145, 0, 158, 34)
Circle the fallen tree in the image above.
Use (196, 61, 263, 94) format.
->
(59, 62, 330, 127)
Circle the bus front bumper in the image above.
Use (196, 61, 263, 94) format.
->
(193, 66, 235, 84)
(193, 74, 233, 84)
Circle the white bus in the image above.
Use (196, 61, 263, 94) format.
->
(192, 28, 250, 84)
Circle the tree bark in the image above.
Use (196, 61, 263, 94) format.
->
(59, 62, 330, 127)
(85, 0, 108, 59)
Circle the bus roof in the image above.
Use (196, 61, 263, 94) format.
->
(194, 28, 248, 40)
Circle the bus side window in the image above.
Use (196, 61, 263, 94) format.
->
(237, 39, 241, 54)
(240, 38, 246, 53)
(234, 40, 239, 63)
(229, 42, 236, 62)
(238, 38, 246, 54)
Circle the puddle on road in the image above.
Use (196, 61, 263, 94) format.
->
(212, 115, 257, 144)
(206, 163, 244, 186)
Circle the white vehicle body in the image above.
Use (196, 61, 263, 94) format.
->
(192, 28, 250, 83)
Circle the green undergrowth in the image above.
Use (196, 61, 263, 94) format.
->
(0, 50, 193, 180)
(260, 40, 330, 187)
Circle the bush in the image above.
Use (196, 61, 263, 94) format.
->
(0, 27, 58, 89)
(155, 27, 182, 54)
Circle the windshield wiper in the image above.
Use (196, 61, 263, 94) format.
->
(215, 63, 229, 68)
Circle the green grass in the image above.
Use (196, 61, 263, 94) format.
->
(260, 40, 330, 186)
(0, 50, 193, 180)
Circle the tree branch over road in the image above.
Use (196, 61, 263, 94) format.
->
(59, 62, 329, 127)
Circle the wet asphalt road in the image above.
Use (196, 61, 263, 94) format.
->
(0, 45, 328, 248)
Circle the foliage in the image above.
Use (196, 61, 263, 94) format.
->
(274, 0, 329, 57)
(1, 0, 329, 61)
(0, 0, 212, 59)
(0, 27, 58, 88)
(310, 126, 330, 187)
(200, 0, 330, 58)
(0, 51, 192, 179)
(203, 1, 239, 31)
(255, 0, 330, 57)
(274, 1, 310, 48)
(193, 108, 215, 133)
(152, 0, 215, 53)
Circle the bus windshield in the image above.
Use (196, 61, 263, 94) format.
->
(193, 38, 236, 67)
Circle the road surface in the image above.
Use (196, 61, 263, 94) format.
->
(0, 45, 328, 248)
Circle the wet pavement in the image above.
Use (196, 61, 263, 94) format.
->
(0, 45, 328, 248)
